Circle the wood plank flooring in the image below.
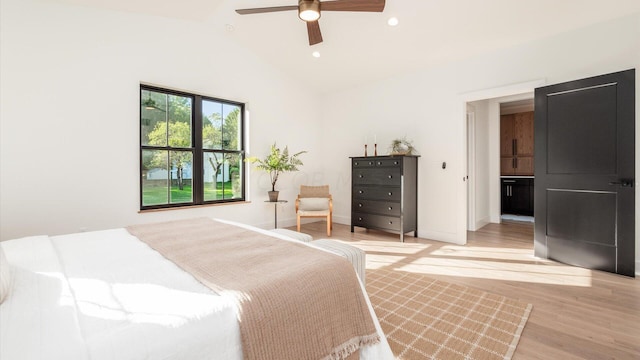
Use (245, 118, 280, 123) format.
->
(290, 221, 640, 359)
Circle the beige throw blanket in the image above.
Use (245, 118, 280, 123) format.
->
(126, 218, 379, 360)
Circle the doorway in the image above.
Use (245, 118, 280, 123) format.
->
(465, 91, 537, 233)
(499, 99, 535, 224)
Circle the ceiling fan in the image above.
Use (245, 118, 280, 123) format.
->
(235, 0, 386, 46)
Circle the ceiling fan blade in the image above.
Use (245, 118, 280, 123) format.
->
(321, 0, 385, 12)
(307, 21, 323, 45)
(236, 5, 298, 15)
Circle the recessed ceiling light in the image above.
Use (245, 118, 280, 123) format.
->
(312, 51, 320, 58)
(225, 24, 235, 32)
(387, 17, 399, 26)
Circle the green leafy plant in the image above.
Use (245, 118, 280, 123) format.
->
(245, 143, 306, 191)
(389, 137, 416, 155)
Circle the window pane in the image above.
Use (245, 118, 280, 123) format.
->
(222, 104, 241, 150)
(203, 152, 226, 201)
(142, 149, 169, 206)
(202, 100, 222, 150)
(141, 90, 168, 147)
(226, 153, 243, 199)
(168, 95, 192, 148)
(169, 150, 193, 204)
(203, 152, 242, 201)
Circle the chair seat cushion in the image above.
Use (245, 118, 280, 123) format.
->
(297, 209, 330, 216)
(298, 198, 329, 211)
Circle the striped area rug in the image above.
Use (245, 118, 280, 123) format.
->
(366, 269, 532, 360)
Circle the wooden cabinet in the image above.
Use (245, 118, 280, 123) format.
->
(501, 111, 534, 175)
(501, 178, 534, 216)
(350, 155, 418, 242)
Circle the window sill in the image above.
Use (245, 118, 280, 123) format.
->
(138, 201, 251, 213)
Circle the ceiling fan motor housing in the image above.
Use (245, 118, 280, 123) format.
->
(299, 0, 321, 21)
(236, 0, 385, 45)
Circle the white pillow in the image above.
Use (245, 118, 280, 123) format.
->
(0, 245, 10, 304)
(299, 197, 329, 211)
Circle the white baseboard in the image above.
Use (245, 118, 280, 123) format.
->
(636, 260, 640, 277)
(473, 217, 490, 231)
(418, 230, 462, 244)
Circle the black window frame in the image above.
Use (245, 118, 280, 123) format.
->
(139, 84, 246, 210)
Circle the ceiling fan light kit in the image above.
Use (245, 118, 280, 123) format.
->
(299, 0, 321, 21)
(236, 0, 386, 46)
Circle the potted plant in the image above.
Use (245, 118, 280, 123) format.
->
(245, 143, 306, 201)
(389, 137, 417, 155)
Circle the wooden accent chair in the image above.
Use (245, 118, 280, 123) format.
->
(295, 185, 333, 236)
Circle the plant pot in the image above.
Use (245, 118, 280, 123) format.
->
(268, 191, 279, 202)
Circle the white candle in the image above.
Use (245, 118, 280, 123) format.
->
(374, 135, 377, 144)
(365, 136, 367, 144)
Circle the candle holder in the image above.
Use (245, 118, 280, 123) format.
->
(364, 144, 368, 157)
(374, 143, 378, 156)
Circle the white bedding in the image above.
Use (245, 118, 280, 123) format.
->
(0, 222, 393, 360)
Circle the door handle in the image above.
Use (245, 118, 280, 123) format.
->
(609, 179, 634, 187)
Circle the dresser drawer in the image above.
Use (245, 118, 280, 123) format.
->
(353, 186, 401, 201)
(352, 159, 377, 168)
(373, 158, 401, 167)
(353, 168, 401, 186)
(352, 199, 401, 217)
(352, 212, 400, 231)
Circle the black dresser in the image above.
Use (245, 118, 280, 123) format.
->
(350, 155, 419, 242)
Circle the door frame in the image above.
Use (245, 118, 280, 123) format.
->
(466, 109, 477, 230)
(459, 79, 546, 243)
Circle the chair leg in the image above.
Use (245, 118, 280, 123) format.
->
(326, 215, 331, 237)
(297, 215, 301, 232)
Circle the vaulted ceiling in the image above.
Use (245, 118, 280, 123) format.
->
(51, 0, 640, 93)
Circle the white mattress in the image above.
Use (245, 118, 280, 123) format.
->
(0, 221, 393, 360)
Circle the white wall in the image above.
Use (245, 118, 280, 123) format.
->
(0, 0, 324, 240)
(321, 10, 640, 262)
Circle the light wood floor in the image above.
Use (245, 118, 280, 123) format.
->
(290, 221, 640, 360)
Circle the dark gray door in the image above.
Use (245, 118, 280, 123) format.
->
(534, 69, 635, 277)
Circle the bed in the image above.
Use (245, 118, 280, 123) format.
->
(0, 217, 394, 360)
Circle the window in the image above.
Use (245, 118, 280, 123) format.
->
(140, 85, 245, 210)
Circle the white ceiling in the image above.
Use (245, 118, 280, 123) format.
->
(53, 0, 640, 94)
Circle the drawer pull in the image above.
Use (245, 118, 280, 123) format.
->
(358, 217, 363, 221)
(388, 192, 393, 196)
(358, 190, 364, 194)
(358, 203, 363, 207)
(388, 221, 393, 225)
(394, 161, 399, 165)
(388, 175, 393, 179)
(388, 206, 393, 210)
(358, 174, 364, 178)
(368, 161, 374, 165)
(354, 161, 359, 166)
(377, 161, 382, 165)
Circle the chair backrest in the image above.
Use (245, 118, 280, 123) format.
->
(299, 185, 330, 198)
